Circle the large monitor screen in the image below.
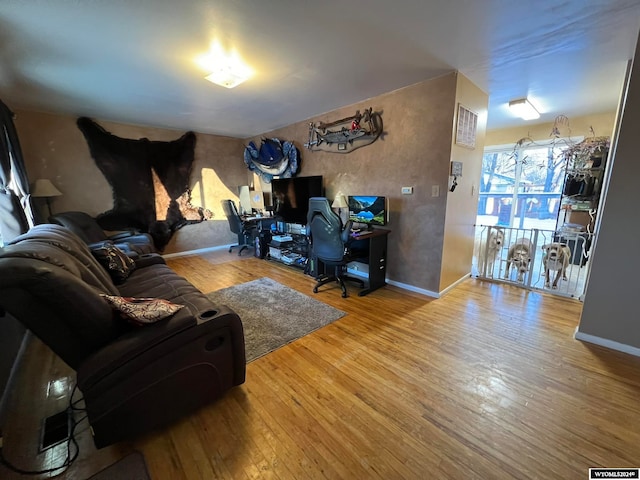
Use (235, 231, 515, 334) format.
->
(271, 176, 323, 225)
(348, 195, 387, 226)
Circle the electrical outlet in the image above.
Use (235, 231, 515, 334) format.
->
(432, 185, 440, 197)
(401, 186, 413, 195)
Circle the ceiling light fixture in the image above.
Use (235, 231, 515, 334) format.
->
(205, 67, 250, 89)
(508, 98, 540, 120)
(197, 43, 252, 89)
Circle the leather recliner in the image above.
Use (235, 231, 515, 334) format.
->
(49, 210, 156, 255)
(0, 224, 245, 448)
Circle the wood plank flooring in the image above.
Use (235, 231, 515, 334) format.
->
(2, 250, 640, 479)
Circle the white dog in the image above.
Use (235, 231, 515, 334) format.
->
(504, 238, 532, 283)
(478, 227, 504, 277)
(542, 242, 572, 289)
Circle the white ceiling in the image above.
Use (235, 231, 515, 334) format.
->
(1, 1, 639, 138)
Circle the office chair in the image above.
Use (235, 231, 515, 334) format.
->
(221, 199, 257, 255)
(307, 197, 364, 298)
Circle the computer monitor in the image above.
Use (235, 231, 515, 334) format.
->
(347, 195, 387, 227)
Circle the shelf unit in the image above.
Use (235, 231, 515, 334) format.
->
(556, 139, 609, 234)
(267, 233, 309, 269)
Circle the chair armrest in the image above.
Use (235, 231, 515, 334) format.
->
(340, 220, 353, 243)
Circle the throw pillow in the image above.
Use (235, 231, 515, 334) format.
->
(91, 243, 136, 284)
(101, 295, 184, 326)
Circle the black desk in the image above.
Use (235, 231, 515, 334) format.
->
(241, 215, 275, 229)
(347, 229, 390, 296)
(241, 216, 276, 258)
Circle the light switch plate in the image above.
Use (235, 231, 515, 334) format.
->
(432, 185, 440, 197)
(401, 186, 413, 195)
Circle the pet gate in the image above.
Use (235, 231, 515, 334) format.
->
(473, 225, 594, 299)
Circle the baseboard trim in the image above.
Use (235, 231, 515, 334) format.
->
(162, 245, 230, 259)
(439, 273, 471, 297)
(386, 279, 439, 298)
(574, 328, 640, 357)
(344, 267, 439, 298)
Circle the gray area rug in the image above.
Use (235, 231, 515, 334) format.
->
(207, 277, 346, 362)
(87, 451, 149, 480)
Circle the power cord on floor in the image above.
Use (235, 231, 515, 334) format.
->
(0, 384, 84, 475)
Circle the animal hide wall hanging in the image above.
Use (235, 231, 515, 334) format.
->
(77, 117, 211, 250)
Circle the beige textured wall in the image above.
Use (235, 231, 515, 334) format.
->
(12, 71, 483, 293)
(252, 73, 459, 293)
(439, 74, 488, 292)
(14, 110, 247, 254)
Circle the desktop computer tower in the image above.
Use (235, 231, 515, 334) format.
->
(255, 231, 272, 259)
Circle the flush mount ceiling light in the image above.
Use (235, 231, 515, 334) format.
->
(508, 98, 540, 120)
(204, 67, 250, 89)
(197, 42, 252, 89)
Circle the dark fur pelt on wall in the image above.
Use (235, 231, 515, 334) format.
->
(77, 117, 211, 250)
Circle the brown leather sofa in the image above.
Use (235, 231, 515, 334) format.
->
(0, 224, 245, 448)
(49, 210, 157, 255)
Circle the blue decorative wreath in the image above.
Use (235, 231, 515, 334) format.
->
(243, 138, 299, 183)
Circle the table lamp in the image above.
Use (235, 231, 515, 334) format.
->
(332, 192, 348, 225)
(31, 178, 63, 217)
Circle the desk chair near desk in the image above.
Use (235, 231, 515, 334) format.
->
(221, 199, 258, 255)
(307, 197, 367, 298)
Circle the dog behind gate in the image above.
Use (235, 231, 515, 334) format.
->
(478, 227, 504, 277)
(542, 242, 572, 289)
(504, 237, 532, 283)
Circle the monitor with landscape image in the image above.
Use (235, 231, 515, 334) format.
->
(347, 195, 387, 227)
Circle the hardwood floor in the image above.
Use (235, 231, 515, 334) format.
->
(2, 250, 640, 479)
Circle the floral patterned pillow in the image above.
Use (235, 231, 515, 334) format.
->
(91, 243, 136, 284)
(101, 294, 184, 326)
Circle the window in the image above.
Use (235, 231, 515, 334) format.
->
(477, 139, 576, 230)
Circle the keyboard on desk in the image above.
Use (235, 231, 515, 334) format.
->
(350, 229, 369, 238)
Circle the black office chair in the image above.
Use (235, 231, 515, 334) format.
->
(221, 199, 257, 255)
(307, 197, 364, 298)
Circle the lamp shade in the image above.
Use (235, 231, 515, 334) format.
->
(31, 179, 62, 198)
(332, 192, 348, 209)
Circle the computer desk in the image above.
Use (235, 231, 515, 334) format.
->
(347, 228, 390, 296)
(252, 218, 390, 296)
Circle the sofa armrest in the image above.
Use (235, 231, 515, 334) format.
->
(77, 304, 245, 395)
(87, 240, 140, 260)
(107, 230, 141, 241)
(133, 253, 166, 268)
(76, 303, 245, 448)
